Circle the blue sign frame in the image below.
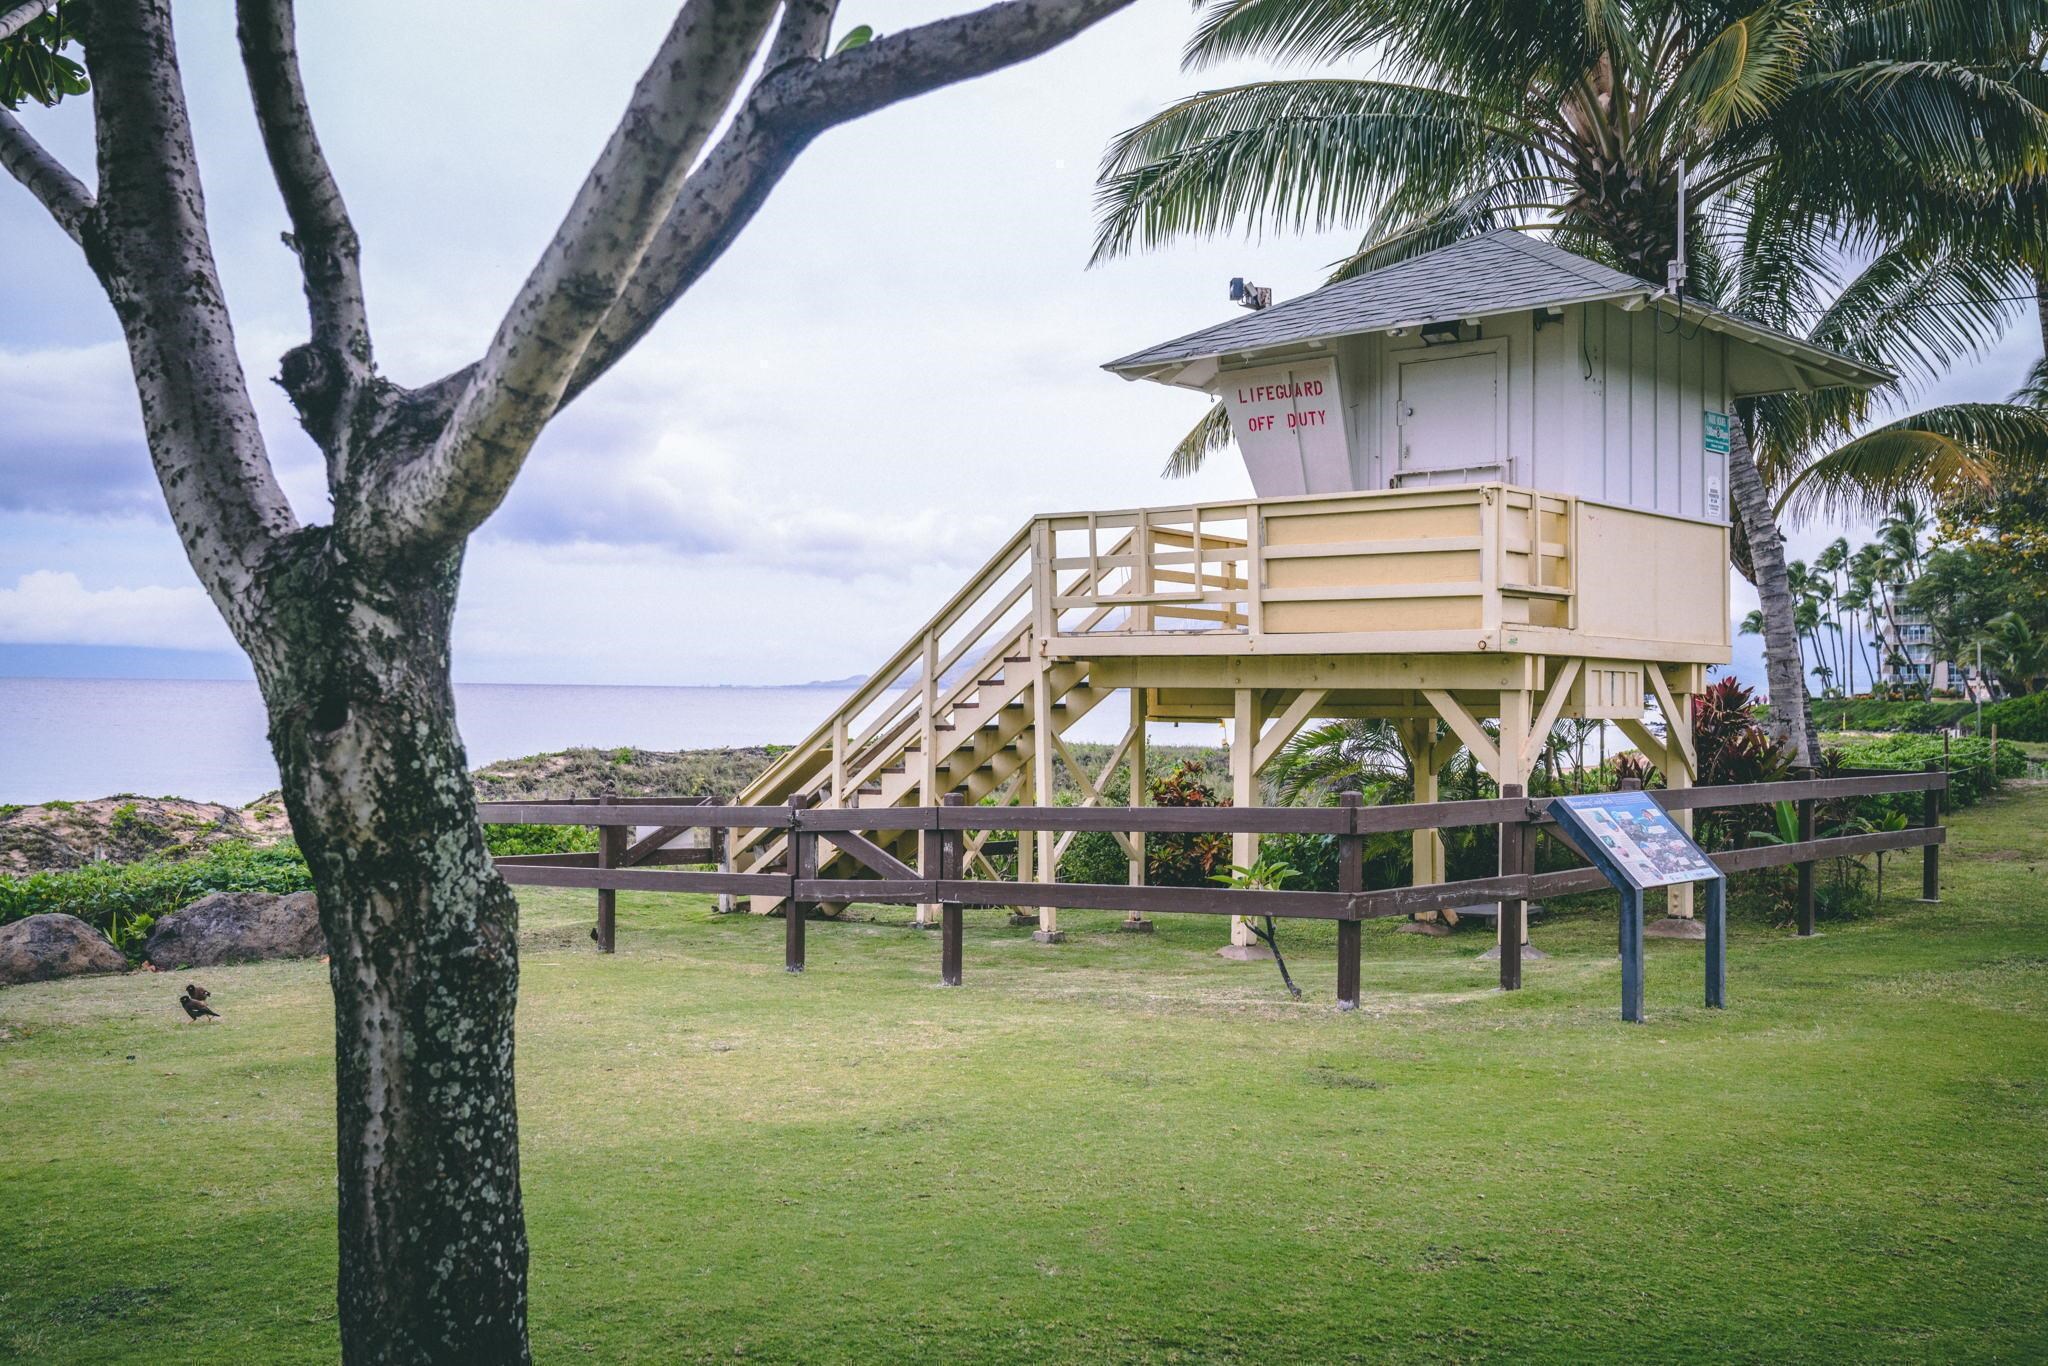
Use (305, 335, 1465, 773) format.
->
(1551, 792, 1728, 1023)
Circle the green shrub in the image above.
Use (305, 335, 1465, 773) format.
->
(1830, 735, 2023, 810)
(1982, 692, 2048, 741)
(483, 823, 598, 857)
(1820, 699, 1974, 733)
(1818, 694, 2048, 741)
(0, 842, 314, 959)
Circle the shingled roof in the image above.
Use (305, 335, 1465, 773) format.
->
(1103, 230, 1889, 392)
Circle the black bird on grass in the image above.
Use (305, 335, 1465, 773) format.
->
(185, 983, 210, 1001)
(178, 991, 219, 1021)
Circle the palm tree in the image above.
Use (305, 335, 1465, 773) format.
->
(1982, 610, 2048, 693)
(1094, 0, 2048, 761)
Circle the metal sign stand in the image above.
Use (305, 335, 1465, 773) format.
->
(1553, 793, 1728, 1024)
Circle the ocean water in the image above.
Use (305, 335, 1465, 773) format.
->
(0, 678, 871, 805)
(0, 677, 1143, 806)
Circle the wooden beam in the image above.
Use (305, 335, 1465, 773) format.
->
(820, 829, 918, 882)
(1614, 717, 1668, 775)
(1521, 658, 1582, 772)
(1422, 689, 1502, 778)
(1645, 663, 1697, 777)
(1252, 687, 1330, 773)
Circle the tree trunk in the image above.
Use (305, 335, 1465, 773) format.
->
(258, 531, 529, 1366)
(1726, 421, 1817, 765)
(2035, 263, 2048, 355)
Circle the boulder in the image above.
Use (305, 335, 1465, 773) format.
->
(144, 890, 324, 969)
(0, 913, 129, 986)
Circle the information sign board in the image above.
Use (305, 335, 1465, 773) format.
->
(1552, 791, 1719, 890)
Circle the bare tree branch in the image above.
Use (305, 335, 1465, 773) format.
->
(0, 0, 55, 43)
(564, 0, 1137, 404)
(363, 0, 782, 556)
(81, 0, 297, 631)
(0, 105, 94, 243)
(236, 0, 372, 456)
(765, 0, 838, 70)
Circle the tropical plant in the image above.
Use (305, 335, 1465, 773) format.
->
(1746, 799, 1802, 848)
(1981, 611, 2048, 694)
(1210, 858, 1305, 998)
(1095, 0, 2048, 761)
(1144, 760, 1234, 886)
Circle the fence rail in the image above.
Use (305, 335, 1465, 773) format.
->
(481, 768, 1947, 1011)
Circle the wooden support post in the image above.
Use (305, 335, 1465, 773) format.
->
(1494, 687, 1533, 954)
(1619, 885, 1645, 1024)
(595, 793, 622, 954)
(1335, 791, 1362, 1011)
(940, 794, 965, 986)
(786, 793, 811, 974)
(1795, 780, 1817, 937)
(1497, 783, 1527, 991)
(916, 633, 941, 929)
(1124, 687, 1152, 932)
(1659, 678, 1699, 927)
(1703, 877, 1727, 1009)
(1401, 718, 1447, 903)
(1920, 760, 1941, 902)
(1226, 687, 1263, 953)
(1033, 664, 1062, 943)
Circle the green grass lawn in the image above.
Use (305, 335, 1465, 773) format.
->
(4, 789, 2045, 1363)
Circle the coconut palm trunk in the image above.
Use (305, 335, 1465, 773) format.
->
(1728, 420, 1818, 765)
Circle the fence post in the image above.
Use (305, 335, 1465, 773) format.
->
(940, 794, 965, 986)
(595, 790, 622, 954)
(1920, 760, 1941, 903)
(1497, 783, 1528, 991)
(786, 793, 811, 973)
(1795, 771, 1817, 937)
(1335, 791, 1362, 1011)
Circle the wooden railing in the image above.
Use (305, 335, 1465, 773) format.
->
(482, 768, 1948, 1021)
(1028, 482, 1728, 659)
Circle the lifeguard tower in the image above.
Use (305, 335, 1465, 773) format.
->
(719, 231, 1886, 950)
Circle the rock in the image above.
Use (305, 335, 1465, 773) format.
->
(144, 890, 325, 969)
(0, 913, 129, 986)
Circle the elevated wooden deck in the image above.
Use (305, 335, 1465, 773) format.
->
(1032, 484, 1728, 665)
(716, 483, 1731, 946)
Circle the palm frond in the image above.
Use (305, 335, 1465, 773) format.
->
(2013, 356, 2048, 409)
(1185, 0, 1598, 103)
(1092, 79, 1514, 262)
(1163, 401, 1234, 479)
(1774, 403, 2048, 521)
(1183, 0, 1400, 70)
(1827, 0, 2046, 69)
(1659, 0, 1816, 137)
(1806, 236, 2026, 391)
(1769, 60, 2048, 229)
(1325, 179, 1558, 281)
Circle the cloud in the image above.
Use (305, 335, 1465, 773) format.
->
(0, 570, 234, 650)
(0, 345, 161, 516)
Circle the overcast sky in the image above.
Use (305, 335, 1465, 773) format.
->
(1, 1, 2038, 688)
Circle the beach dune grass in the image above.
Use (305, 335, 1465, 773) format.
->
(1, 789, 2043, 1362)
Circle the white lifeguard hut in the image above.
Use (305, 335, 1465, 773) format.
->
(722, 232, 1888, 948)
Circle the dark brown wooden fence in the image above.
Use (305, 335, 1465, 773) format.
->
(480, 767, 1948, 1008)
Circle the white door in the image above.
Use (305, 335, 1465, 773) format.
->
(1394, 351, 1503, 486)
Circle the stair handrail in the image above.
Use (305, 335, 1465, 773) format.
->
(737, 518, 1038, 808)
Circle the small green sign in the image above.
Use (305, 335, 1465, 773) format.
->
(1703, 410, 1731, 455)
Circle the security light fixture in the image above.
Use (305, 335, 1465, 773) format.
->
(1419, 321, 1463, 346)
